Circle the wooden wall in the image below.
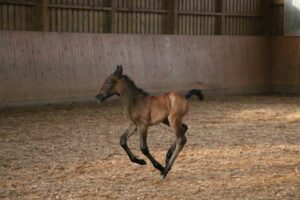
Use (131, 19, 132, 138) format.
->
(272, 37, 300, 93)
(0, 0, 35, 31)
(48, 0, 111, 33)
(0, 0, 284, 35)
(0, 31, 271, 106)
(177, 0, 264, 35)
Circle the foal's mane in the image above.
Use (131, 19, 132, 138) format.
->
(121, 75, 149, 96)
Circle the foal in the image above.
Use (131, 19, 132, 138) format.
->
(96, 65, 190, 179)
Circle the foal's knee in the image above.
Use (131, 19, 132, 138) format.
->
(140, 146, 149, 155)
(179, 136, 187, 146)
(120, 135, 127, 147)
(181, 124, 188, 133)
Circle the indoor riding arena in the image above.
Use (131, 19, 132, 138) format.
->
(1, 0, 300, 199)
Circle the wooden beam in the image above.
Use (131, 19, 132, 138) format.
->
(111, 0, 117, 33)
(263, 0, 272, 35)
(169, 0, 178, 34)
(214, 0, 223, 35)
(48, 4, 112, 11)
(273, 0, 284, 5)
(117, 8, 169, 14)
(0, 0, 34, 6)
(35, 0, 48, 31)
(178, 12, 263, 18)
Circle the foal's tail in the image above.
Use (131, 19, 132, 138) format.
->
(185, 89, 204, 101)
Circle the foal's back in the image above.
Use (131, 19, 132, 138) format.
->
(133, 92, 189, 126)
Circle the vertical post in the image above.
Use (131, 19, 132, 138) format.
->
(111, 0, 117, 33)
(263, 0, 272, 35)
(169, 0, 178, 34)
(215, 0, 224, 35)
(35, 0, 48, 31)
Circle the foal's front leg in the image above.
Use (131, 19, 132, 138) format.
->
(120, 125, 146, 165)
(139, 125, 164, 173)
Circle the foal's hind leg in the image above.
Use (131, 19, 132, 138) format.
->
(161, 117, 187, 180)
(139, 125, 164, 173)
(120, 125, 146, 165)
(163, 119, 188, 165)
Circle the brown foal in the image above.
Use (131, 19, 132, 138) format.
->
(96, 65, 191, 179)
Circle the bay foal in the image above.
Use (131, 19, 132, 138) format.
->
(96, 65, 190, 179)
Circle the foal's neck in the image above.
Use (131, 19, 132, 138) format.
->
(118, 76, 148, 111)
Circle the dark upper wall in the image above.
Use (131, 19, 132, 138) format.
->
(0, 0, 283, 36)
(0, 31, 271, 106)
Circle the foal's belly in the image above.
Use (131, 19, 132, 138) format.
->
(131, 103, 169, 126)
(131, 109, 167, 126)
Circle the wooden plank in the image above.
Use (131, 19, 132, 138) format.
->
(132, 0, 136, 33)
(78, 1, 83, 32)
(67, 0, 73, 32)
(0, 4, 5, 30)
(214, 0, 222, 35)
(56, 0, 62, 32)
(92, 0, 97, 32)
(147, 1, 151, 33)
(15, 5, 20, 30)
(83, 0, 89, 32)
(194, 0, 198, 34)
(88, 2, 93, 32)
(242, 0, 246, 34)
(199, 0, 203, 34)
(8, 4, 14, 30)
(49, 2, 55, 31)
(140, 0, 144, 33)
(62, 6, 68, 32)
(48, 3, 111, 11)
(264, 0, 272, 35)
(118, 9, 121, 33)
(208, 0, 212, 34)
(27, 3, 34, 30)
(192, 0, 196, 34)
(73, 0, 78, 32)
(0, 4, 3, 30)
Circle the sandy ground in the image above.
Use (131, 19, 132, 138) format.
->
(0, 95, 300, 200)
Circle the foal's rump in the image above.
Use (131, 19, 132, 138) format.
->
(167, 92, 189, 116)
(139, 92, 189, 126)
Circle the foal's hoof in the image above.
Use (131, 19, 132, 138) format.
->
(160, 174, 166, 180)
(133, 158, 147, 165)
(160, 169, 168, 180)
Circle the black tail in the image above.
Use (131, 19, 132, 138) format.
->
(185, 89, 204, 101)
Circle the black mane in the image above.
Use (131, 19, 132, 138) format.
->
(122, 75, 149, 96)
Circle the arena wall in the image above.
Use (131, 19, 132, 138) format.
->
(0, 31, 271, 106)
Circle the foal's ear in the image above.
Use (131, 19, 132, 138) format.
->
(114, 65, 123, 78)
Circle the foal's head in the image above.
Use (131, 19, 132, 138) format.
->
(96, 65, 123, 103)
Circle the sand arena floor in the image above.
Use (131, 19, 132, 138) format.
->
(0, 95, 300, 199)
